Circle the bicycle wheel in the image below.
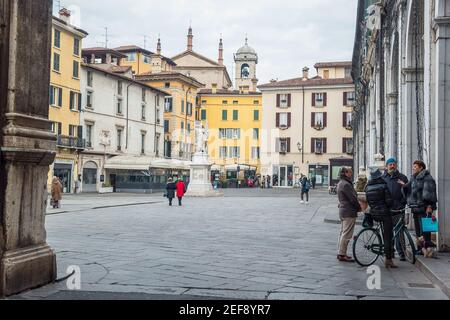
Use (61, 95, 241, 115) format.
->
(353, 228, 383, 267)
(399, 229, 417, 264)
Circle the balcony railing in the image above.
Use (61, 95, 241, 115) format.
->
(57, 135, 86, 150)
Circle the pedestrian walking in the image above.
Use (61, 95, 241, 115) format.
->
(165, 178, 177, 206)
(51, 176, 63, 209)
(336, 167, 361, 263)
(267, 175, 271, 189)
(382, 157, 409, 261)
(300, 174, 311, 204)
(401, 160, 438, 254)
(176, 178, 187, 206)
(365, 169, 397, 268)
(311, 176, 317, 189)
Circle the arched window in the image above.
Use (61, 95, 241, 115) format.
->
(241, 64, 250, 78)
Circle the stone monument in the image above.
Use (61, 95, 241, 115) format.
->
(185, 122, 223, 197)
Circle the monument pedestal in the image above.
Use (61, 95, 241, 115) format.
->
(185, 153, 223, 197)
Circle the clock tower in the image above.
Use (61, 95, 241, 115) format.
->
(234, 38, 258, 92)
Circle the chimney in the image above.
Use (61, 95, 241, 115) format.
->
(106, 53, 112, 65)
(58, 8, 71, 23)
(211, 84, 217, 94)
(302, 67, 309, 81)
(157, 38, 161, 55)
(187, 26, 193, 51)
(270, 79, 278, 83)
(252, 78, 258, 92)
(218, 38, 224, 66)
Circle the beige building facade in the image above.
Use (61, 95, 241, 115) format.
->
(171, 27, 233, 90)
(258, 62, 355, 187)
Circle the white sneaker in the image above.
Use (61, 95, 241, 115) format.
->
(300, 201, 305, 204)
(306, 201, 309, 205)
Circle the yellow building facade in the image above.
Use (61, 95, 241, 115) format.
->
(115, 42, 176, 76)
(48, 12, 88, 193)
(198, 90, 262, 184)
(136, 73, 204, 161)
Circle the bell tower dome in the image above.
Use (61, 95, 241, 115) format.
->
(234, 37, 258, 91)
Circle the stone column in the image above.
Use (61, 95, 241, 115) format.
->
(0, 0, 57, 296)
(434, 0, 450, 250)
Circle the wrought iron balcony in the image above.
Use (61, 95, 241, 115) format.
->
(57, 135, 86, 150)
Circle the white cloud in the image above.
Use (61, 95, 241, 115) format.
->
(61, 0, 357, 85)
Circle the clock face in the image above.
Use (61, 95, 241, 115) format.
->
(241, 65, 250, 78)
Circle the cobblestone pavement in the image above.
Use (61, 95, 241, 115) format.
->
(15, 189, 448, 300)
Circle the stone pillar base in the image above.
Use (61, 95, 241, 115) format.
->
(0, 244, 57, 297)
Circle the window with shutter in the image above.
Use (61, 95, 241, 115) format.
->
(311, 138, 315, 153)
(311, 112, 315, 127)
(287, 94, 292, 107)
(323, 113, 327, 127)
(287, 113, 291, 128)
(276, 113, 280, 127)
(323, 93, 328, 107)
(276, 94, 281, 108)
(70, 91, 75, 110)
(58, 88, 62, 107)
(287, 138, 291, 153)
(49, 86, 55, 105)
(312, 93, 316, 107)
(323, 138, 327, 154)
(343, 92, 348, 106)
(78, 93, 82, 111)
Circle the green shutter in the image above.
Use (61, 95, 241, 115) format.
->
(233, 110, 238, 121)
(222, 110, 227, 121)
(58, 88, 63, 107)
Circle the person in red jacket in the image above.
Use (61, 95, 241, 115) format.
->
(176, 178, 187, 206)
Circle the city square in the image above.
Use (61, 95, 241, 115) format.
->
(11, 189, 448, 300)
(1, 0, 450, 305)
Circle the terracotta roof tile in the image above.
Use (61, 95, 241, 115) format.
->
(258, 77, 354, 89)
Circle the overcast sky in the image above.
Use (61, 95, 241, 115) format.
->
(59, 0, 358, 85)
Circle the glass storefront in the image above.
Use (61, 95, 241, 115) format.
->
(309, 165, 329, 187)
(113, 168, 190, 191)
(54, 163, 72, 193)
(272, 165, 294, 187)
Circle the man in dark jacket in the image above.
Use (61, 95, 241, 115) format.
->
(382, 157, 409, 261)
(365, 169, 397, 268)
(165, 178, 177, 206)
(401, 160, 438, 252)
(337, 167, 361, 262)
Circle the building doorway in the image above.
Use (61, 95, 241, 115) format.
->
(273, 165, 294, 187)
(82, 161, 98, 193)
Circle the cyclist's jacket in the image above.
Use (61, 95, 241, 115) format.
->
(365, 176, 393, 216)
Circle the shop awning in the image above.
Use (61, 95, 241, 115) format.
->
(104, 155, 155, 171)
(105, 156, 193, 171)
(224, 164, 257, 171)
(150, 158, 192, 170)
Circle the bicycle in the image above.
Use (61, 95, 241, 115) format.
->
(352, 206, 417, 267)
